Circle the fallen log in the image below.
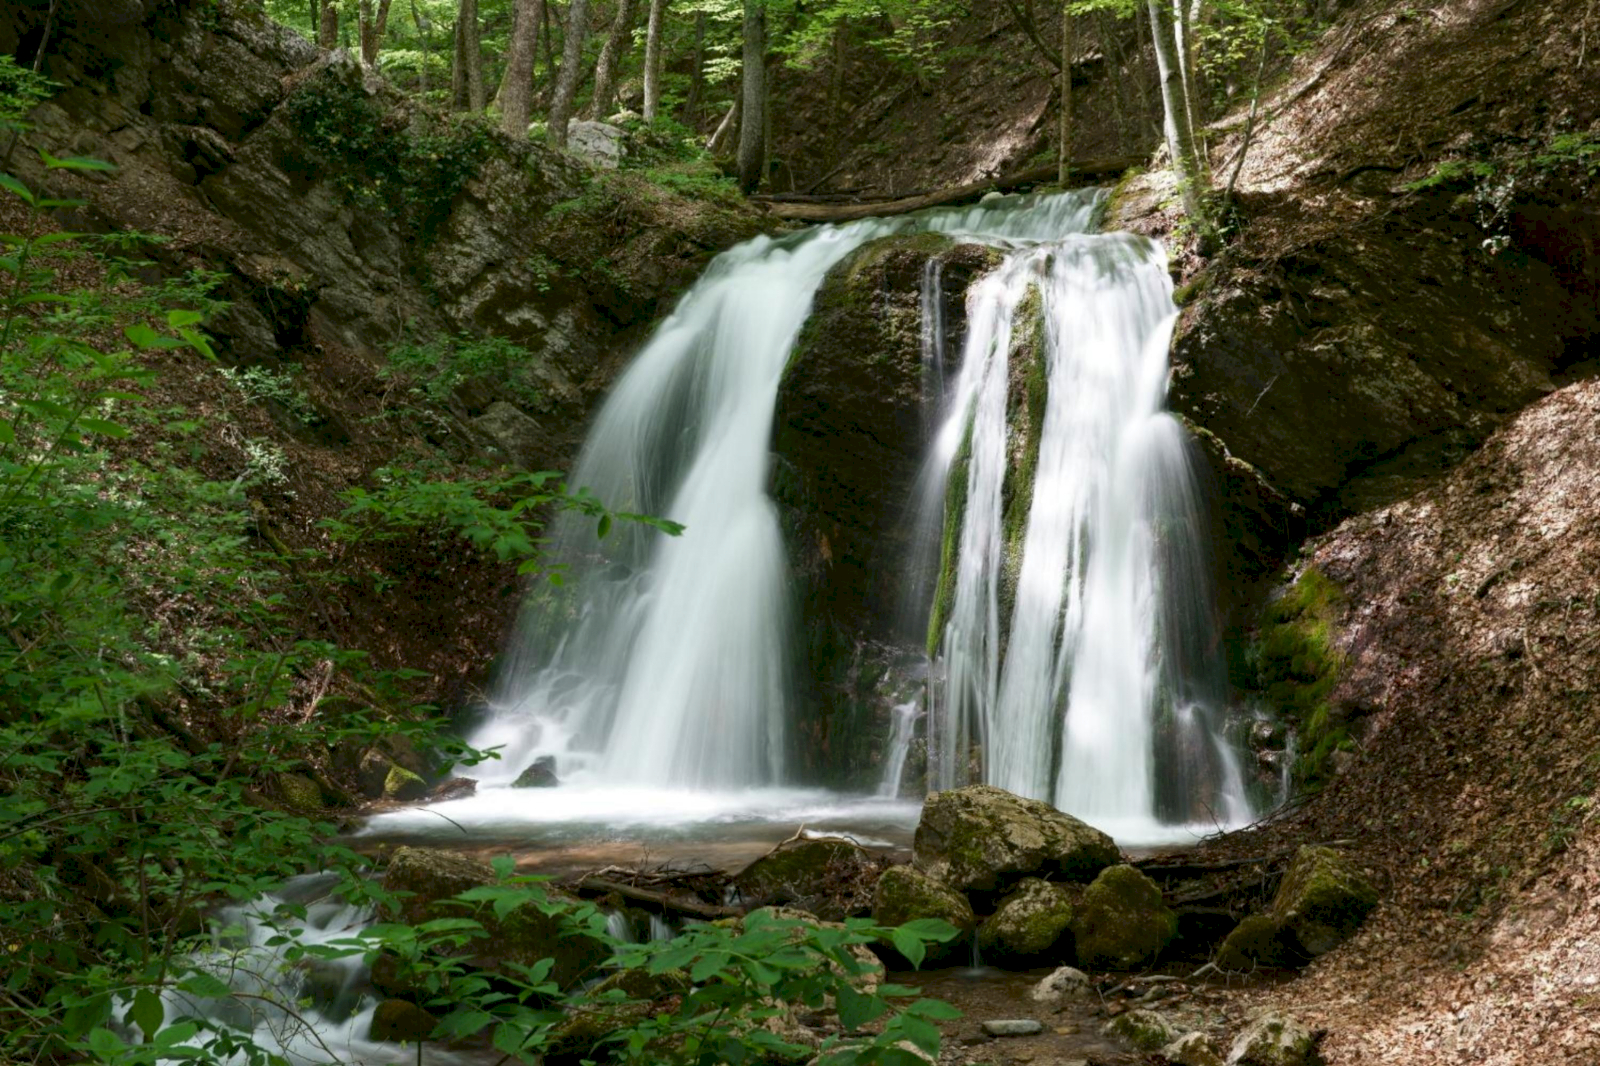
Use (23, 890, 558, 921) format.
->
(762, 156, 1144, 223)
(569, 876, 744, 921)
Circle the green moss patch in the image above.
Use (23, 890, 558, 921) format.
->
(1255, 567, 1348, 787)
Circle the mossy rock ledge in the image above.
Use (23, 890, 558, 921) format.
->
(976, 877, 1080, 963)
(1215, 845, 1376, 972)
(1070, 864, 1178, 971)
(912, 784, 1120, 898)
(732, 837, 876, 921)
(379, 846, 608, 989)
(871, 865, 975, 963)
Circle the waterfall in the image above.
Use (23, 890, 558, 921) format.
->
(920, 226, 1252, 837)
(468, 193, 1106, 793)
(466, 187, 1247, 838)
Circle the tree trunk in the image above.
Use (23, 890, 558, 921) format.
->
(642, 0, 668, 123)
(684, 11, 707, 126)
(707, 97, 739, 156)
(548, 0, 591, 148)
(1174, 0, 1203, 152)
(736, 1, 767, 193)
(500, 0, 541, 134)
(318, 0, 338, 48)
(1146, 0, 1208, 233)
(590, 0, 637, 120)
(452, 0, 484, 110)
(410, 0, 431, 93)
(1058, 4, 1073, 185)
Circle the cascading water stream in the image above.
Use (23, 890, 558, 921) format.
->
(464, 192, 1109, 796)
(920, 222, 1254, 839)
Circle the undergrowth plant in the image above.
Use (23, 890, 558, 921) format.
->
(0, 158, 958, 1066)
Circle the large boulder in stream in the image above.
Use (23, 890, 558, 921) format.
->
(1215, 846, 1377, 971)
(871, 865, 975, 962)
(732, 837, 880, 921)
(912, 785, 1120, 898)
(379, 847, 607, 989)
(1070, 864, 1178, 971)
(976, 877, 1080, 963)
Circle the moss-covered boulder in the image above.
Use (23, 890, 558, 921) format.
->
(1162, 1030, 1226, 1066)
(871, 865, 975, 962)
(912, 785, 1120, 898)
(977, 878, 1079, 963)
(358, 750, 428, 801)
(379, 847, 607, 989)
(1214, 914, 1289, 973)
(1071, 864, 1177, 970)
(1103, 1008, 1179, 1052)
(511, 755, 560, 788)
(1270, 846, 1377, 957)
(1225, 1013, 1318, 1066)
(732, 838, 877, 921)
(772, 236, 1004, 786)
(369, 998, 437, 1043)
(275, 771, 326, 811)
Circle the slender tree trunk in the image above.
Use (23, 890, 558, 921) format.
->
(590, 0, 637, 120)
(1058, 4, 1073, 185)
(825, 22, 846, 159)
(1145, 0, 1209, 234)
(501, 0, 541, 134)
(541, 0, 559, 86)
(359, 0, 392, 66)
(410, 0, 431, 93)
(319, 0, 338, 49)
(736, 1, 767, 193)
(308, 0, 318, 39)
(1174, 0, 1203, 154)
(548, 0, 591, 148)
(452, 0, 484, 110)
(642, 0, 668, 123)
(684, 12, 707, 126)
(707, 97, 739, 155)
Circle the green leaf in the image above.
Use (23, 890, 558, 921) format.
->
(176, 971, 232, 998)
(0, 173, 35, 204)
(167, 309, 205, 328)
(130, 987, 164, 1042)
(898, 918, 959, 942)
(835, 984, 884, 1031)
(79, 418, 130, 439)
(85, 1028, 125, 1060)
(690, 950, 730, 983)
(897, 1012, 942, 1054)
(597, 513, 612, 539)
(40, 151, 117, 172)
(0, 420, 13, 444)
(891, 928, 926, 969)
(907, 998, 962, 1021)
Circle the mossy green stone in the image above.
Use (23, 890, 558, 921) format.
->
(871, 865, 976, 942)
(976, 877, 1079, 962)
(1215, 913, 1289, 972)
(1071, 864, 1177, 970)
(1270, 845, 1377, 957)
(276, 771, 324, 811)
(369, 998, 437, 1043)
(733, 838, 870, 918)
(913, 785, 1120, 897)
(383, 763, 428, 801)
(1103, 1008, 1178, 1052)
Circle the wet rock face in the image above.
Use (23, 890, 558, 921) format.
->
(1, 2, 768, 476)
(912, 784, 1120, 899)
(379, 847, 607, 988)
(773, 236, 1002, 786)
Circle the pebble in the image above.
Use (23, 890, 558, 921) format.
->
(982, 1019, 1045, 1037)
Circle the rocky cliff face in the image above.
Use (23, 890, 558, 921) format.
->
(1147, 0, 1599, 526)
(0, 0, 770, 705)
